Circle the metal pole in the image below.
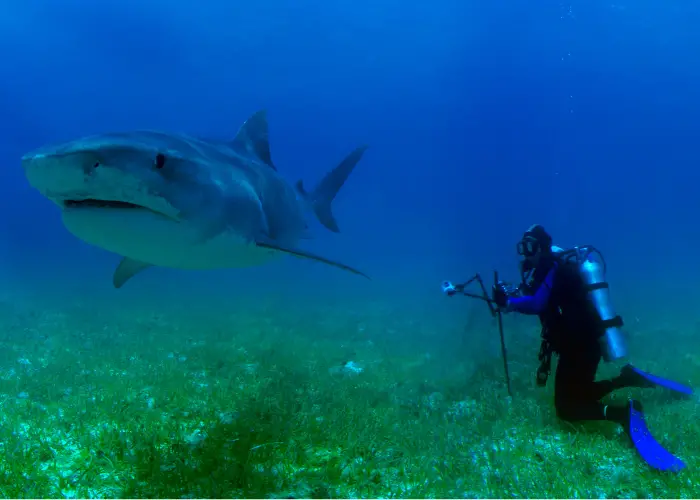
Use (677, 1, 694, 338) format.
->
(494, 270, 513, 397)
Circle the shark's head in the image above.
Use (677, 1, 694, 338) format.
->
(21, 130, 273, 266)
(21, 131, 195, 220)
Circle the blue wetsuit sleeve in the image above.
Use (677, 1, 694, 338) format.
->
(508, 265, 556, 315)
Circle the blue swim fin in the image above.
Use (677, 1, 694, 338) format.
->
(627, 400, 686, 472)
(622, 364, 694, 395)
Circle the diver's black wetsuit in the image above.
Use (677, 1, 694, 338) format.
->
(509, 256, 629, 423)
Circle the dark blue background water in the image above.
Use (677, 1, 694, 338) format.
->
(1, 1, 699, 320)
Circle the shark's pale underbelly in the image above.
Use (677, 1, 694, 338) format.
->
(61, 208, 281, 269)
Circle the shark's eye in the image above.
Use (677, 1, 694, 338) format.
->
(92, 162, 100, 169)
(155, 153, 166, 169)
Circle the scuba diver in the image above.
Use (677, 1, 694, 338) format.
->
(443, 224, 693, 472)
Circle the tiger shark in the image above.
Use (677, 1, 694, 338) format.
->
(21, 110, 370, 288)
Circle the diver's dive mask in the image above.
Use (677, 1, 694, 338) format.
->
(517, 235, 543, 278)
(517, 225, 553, 285)
(517, 236, 541, 259)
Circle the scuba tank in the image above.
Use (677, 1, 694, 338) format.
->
(558, 245, 628, 362)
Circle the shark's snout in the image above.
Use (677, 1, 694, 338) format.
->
(20, 155, 36, 176)
(21, 145, 164, 214)
(22, 142, 55, 163)
(22, 138, 86, 169)
(22, 149, 89, 200)
(21, 150, 52, 173)
(21, 152, 37, 164)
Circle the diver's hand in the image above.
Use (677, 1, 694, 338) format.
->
(492, 282, 511, 309)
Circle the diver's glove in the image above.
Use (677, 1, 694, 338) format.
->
(492, 281, 518, 310)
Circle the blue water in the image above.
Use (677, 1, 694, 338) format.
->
(1, 1, 699, 496)
(3, 1, 699, 306)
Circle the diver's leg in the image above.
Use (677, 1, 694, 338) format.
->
(554, 347, 655, 423)
(554, 345, 686, 472)
(588, 365, 693, 397)
(563, 357, 694, 401)
(588, 369, 635, 399)
(554, 348, 607, 421)
(616, 364, 693, 394)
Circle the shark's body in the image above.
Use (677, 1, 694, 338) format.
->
(21, 110, 369, 287)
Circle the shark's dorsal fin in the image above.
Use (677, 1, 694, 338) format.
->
(230, 110, 277, 170)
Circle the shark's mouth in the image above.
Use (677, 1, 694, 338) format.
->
(64, 199, 144, 210)
(62, 199, 176, 220)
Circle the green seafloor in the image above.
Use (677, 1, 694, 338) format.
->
(0, 282, 697, 499)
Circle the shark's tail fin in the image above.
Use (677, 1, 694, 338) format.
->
(295, 146, 368, 233)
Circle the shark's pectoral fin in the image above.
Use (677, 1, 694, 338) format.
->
(113, 258, 152, 288)
(190, 217, 229, 245)
(254, 237, 370, 279)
